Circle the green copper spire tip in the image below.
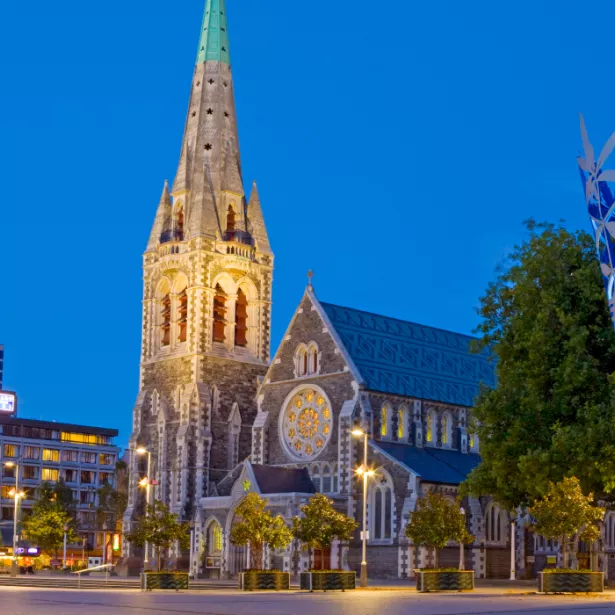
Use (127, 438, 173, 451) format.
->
(196, 0, 231, 65)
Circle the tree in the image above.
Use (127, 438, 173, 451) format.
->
(462, 221, 615, 509)
(229, 492, 293, 570)
(405, 493, 473, 568)
(23, 507, 78, 561)
(529, 477, 604, 570)
(126, 500, 189, 571)
(292, 493, 358, 570)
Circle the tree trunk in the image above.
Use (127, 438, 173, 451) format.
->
(250, 542, 263, 571)
(434, 547, 439, 569)
(157, 547, 162, 572)
(562, 535, 567, 570)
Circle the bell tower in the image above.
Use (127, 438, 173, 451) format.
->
(124, 0, 273, 561)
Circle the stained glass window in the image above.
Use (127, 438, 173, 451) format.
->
(281, 388, 333, 460)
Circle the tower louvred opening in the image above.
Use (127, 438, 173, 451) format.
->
(235, 288, 248, 347)
(161, 294, 171, 346)
(178, 289, 188, 343)
(213, 284, 227, 343)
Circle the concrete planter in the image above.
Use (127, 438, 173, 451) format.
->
(538, 572, 604, 593)
(300, 571, 356, 591)
(239, 571, 290, 591)
(141, 572, 189, 591)
(415, 570, 475, 592)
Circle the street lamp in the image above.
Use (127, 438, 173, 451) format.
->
(352, 429, 375, 588)
(459, 507, 466, 571)
(510, 517, 516, 581)
(136, 447, 152, 570)
(4, 462, 22, 578)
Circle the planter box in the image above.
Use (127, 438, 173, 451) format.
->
(142, 572, 189, 591)
(416, 570, 475, 593)
(239, 571, 290, 591)
(300, 571, 356, 591)
(538, 572, 604, 593)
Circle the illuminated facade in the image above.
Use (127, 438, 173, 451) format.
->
(0, 415, 120, 559)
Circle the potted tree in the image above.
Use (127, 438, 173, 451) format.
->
(126, 500, 190, 590)
(530, 477, 604, 593)
(230, 492, 293, 591)
(293, 494, 358, 591)
(406, 493, 474, 592)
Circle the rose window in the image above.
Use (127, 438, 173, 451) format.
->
(282, 388, 332, 460)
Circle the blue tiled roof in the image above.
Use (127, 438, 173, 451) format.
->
(321, 302, 496, 407)
(374, 441, 481, 485)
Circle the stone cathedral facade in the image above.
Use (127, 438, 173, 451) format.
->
(122, 0, 273, 566)
(123, 0, 556, 581)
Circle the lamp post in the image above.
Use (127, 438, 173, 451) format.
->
(351, 429, 374, 588)
(4, 462, 23, 578)
(510, 518, 516, 581)
(136, 447, 152, 570)
(459, 507, 466, 571)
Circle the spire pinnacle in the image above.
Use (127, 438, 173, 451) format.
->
(307, 270, 314, 291)
(197, 0, 231, 65)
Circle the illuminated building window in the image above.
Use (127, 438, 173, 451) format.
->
(235, 288, 248, 347)
(42, 468, 59, 482)
(380, 404, 391, 438)
(398, 406, 408, 441)
(178, 289, 188, 343)
(441, 413, 452, 448)
(425, 410, 437, 445)
(213, 284, 227, 343)
(3, 444, 18, 458)
(99, 454, 114, 466)
(42, 449, 60, 462)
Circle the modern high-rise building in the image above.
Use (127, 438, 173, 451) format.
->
(123, 0, 272, 567)
(0, 345, 5, 390)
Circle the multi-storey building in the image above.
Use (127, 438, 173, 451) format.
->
(0, 415, 120, 558)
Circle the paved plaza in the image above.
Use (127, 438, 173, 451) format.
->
(5, 587, 615, 615)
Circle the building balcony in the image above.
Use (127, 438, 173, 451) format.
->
(160, 229, 184, 243)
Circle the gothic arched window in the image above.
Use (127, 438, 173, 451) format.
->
(425, 410, 437, 445)
(398, 406, 408, 441)
(178, 288, 188, 343)
(295, 345, 308, 377)
(161, 292, 171, 347)
(235, 288, 248, 347)
(369, 472, 393, 541)
(485, 503, 506, 544)
(175, 203, 184, 240)
(213, 284, 227, 343)
(380, 404, 391, 439)
(226, 205, 236, 235)
(441, 413, 453, 448)
(307, 344, 319, 375)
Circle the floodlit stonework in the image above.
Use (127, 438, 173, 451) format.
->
(122, 0, 272, 568)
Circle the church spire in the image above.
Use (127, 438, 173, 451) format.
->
(196, 0, 231, 65)
(147, 180, 171, 251)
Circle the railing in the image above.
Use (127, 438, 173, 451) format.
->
(222, 230, 254, 246)
(160, 229, 184, 243)
(71, 563, 113, 589)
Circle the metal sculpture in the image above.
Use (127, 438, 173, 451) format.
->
(578, 115, 615, 330)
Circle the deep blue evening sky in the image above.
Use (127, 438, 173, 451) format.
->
(1, 0, 613, 448)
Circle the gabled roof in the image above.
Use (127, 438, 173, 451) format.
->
(374, 441, 481, 485)
(251, 465, 317, 495)
(320, 302, 496, 407)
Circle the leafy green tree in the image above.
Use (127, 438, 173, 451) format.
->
(230, 492, 293, 570)
(23, 507, 78, 561)
(462, 221, 615, 509)
(292, 493, 358, 570)
(529, 477, 604, 569)
(126, 500, 189, 571)
(405, 493, 473, 568)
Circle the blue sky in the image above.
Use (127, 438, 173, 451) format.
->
(1, 0, 613, 448)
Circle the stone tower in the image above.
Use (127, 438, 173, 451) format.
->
(123, 0, 273, 557)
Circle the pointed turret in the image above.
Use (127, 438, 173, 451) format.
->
(248, 181, 272, 255)
(196, 0, 231, 65)
(147, 180, 172, 251)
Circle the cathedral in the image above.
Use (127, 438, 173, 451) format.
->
(123, 0, 535, 580)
